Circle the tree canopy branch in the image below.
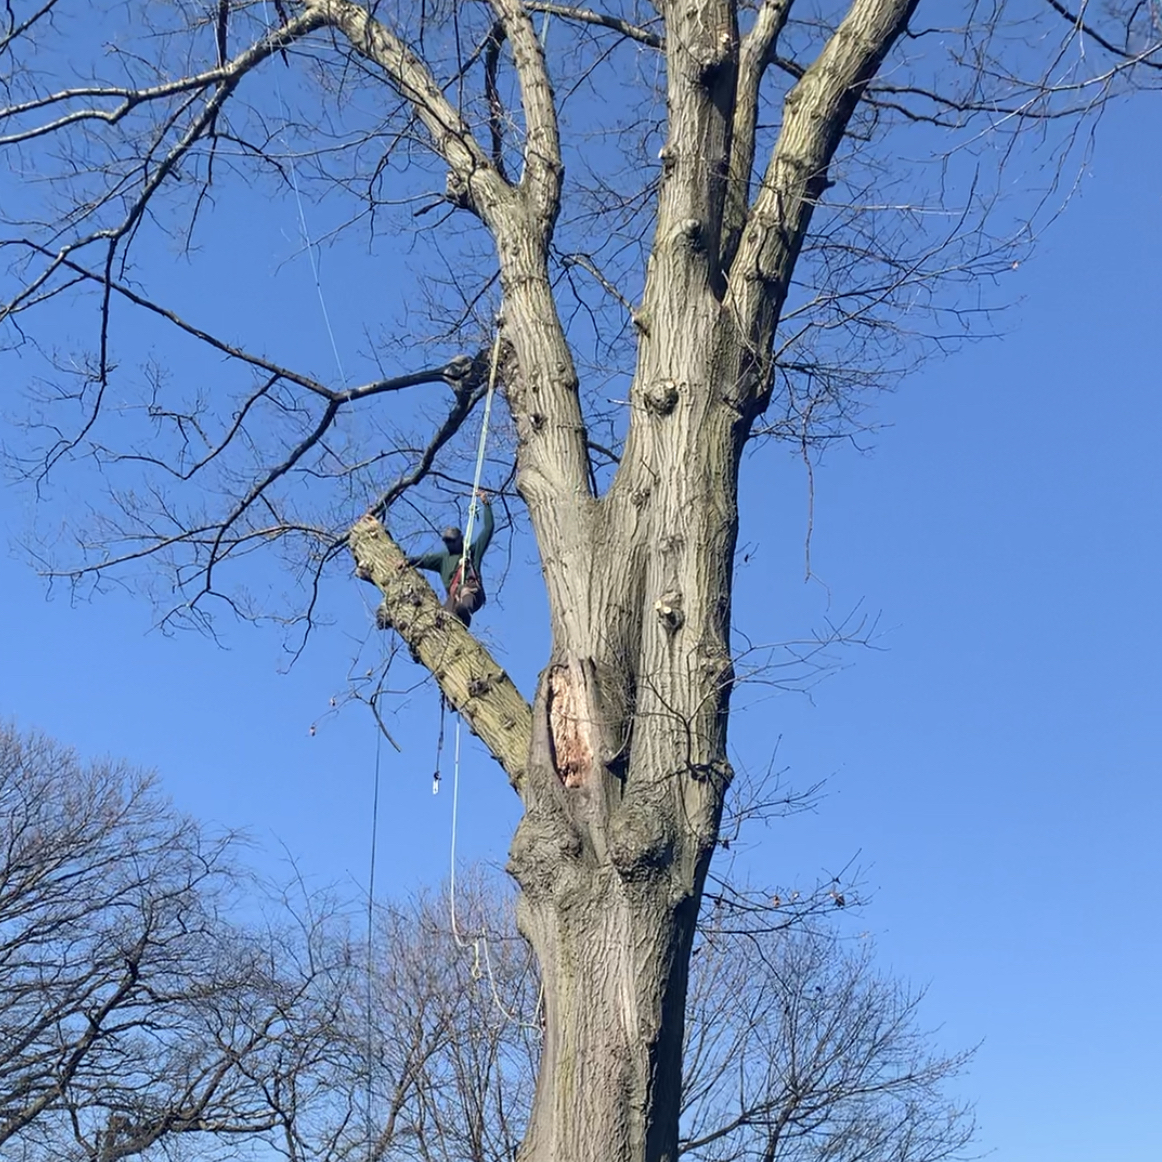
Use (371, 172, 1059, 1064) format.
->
(488, 0, 565, 234)
(525, 3, 663, 49)
(1044, 0, 1162, 71)
(726, 0, 918, 397)
(0, 8, 326, 146)
(722, 0, 794, 270)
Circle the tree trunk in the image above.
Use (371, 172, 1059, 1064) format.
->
(346, 4, 920, 1159)
(505, 320, 749, 1162)
(513, 863, 702, 1162)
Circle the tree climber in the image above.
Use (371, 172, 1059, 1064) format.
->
(408, 491, 494, 627)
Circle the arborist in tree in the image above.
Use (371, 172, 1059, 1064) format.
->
(408, 490, 493, 627)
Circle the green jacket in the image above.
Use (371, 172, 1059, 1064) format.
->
(408, 500, 494, 592)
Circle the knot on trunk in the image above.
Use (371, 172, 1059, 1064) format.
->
(509, 811, 583, 894)
(445, 169, 472, 209)
(643, 380, 679, 415)
(609, 802, 673, 880)
(673, 217, 703, 251)
(654, 589, 684, 632)
(688, 757, 733, 787)
(468, 674, 494, 698)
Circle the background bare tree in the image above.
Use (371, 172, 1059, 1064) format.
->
(276, 879, 542, 1162)
(681, 923, 973, 1162)
(0, 722, 346, 1162)
(2, 4, 1159, 1161)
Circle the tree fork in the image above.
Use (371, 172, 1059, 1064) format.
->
(511, 706, 706, 1162)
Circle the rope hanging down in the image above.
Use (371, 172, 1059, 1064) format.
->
(431, 322, 502, 796)
(449, 697, 533, 1026)
(440, 321, 535, 1027)
(458, 325, 503, 585)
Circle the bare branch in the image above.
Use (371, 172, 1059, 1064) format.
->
(723, 0, 794, 270)
(367, 354, 495, 520)
(306, 0, 511, 220)
(0, 8, 325, 146)
(1044, 0, 1162, 70)
(0, 0, 63, 55)
(488, 0, 565, 234)
(484, 21, 511, 181)
(4, 246, 339, 400)
(525, 3, 664, 49)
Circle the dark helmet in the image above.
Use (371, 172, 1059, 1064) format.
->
(441, 526, 464, 549)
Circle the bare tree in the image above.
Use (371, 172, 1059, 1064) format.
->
(0, 722, 346, 1162)
(279, 875, 972, 1162)
(681, 923, 974, 1162)
(275, 879, 542, 1162)
(2, 4, 1158, 1161)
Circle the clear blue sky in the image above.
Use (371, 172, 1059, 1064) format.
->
(2, 88, 1160, 1162)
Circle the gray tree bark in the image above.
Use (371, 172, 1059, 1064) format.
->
(347, 3, 918, 1160)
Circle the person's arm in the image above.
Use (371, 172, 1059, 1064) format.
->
(469, 493, 493, 570)
(407, 550, 445, 572)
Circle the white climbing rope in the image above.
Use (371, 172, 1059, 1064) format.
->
(458, 323, 503, 585)
(444, 320, 542, 1029)
(447, 322, 499, 948)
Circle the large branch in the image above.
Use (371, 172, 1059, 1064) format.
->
(475, 3, 591, 563)
(655, 0, 736, 277)
(313, 1, 590, 582)
(721, 0, 794, 271)
(488, 0, 564, 236)
(307, 0, 512, 222)
(349, 515, 533, 792)
(725, 0, 919, 403)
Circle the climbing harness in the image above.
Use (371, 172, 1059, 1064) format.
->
(448, 556, 485, 612)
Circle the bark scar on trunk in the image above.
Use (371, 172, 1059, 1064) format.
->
(547, 665, 590, 788)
